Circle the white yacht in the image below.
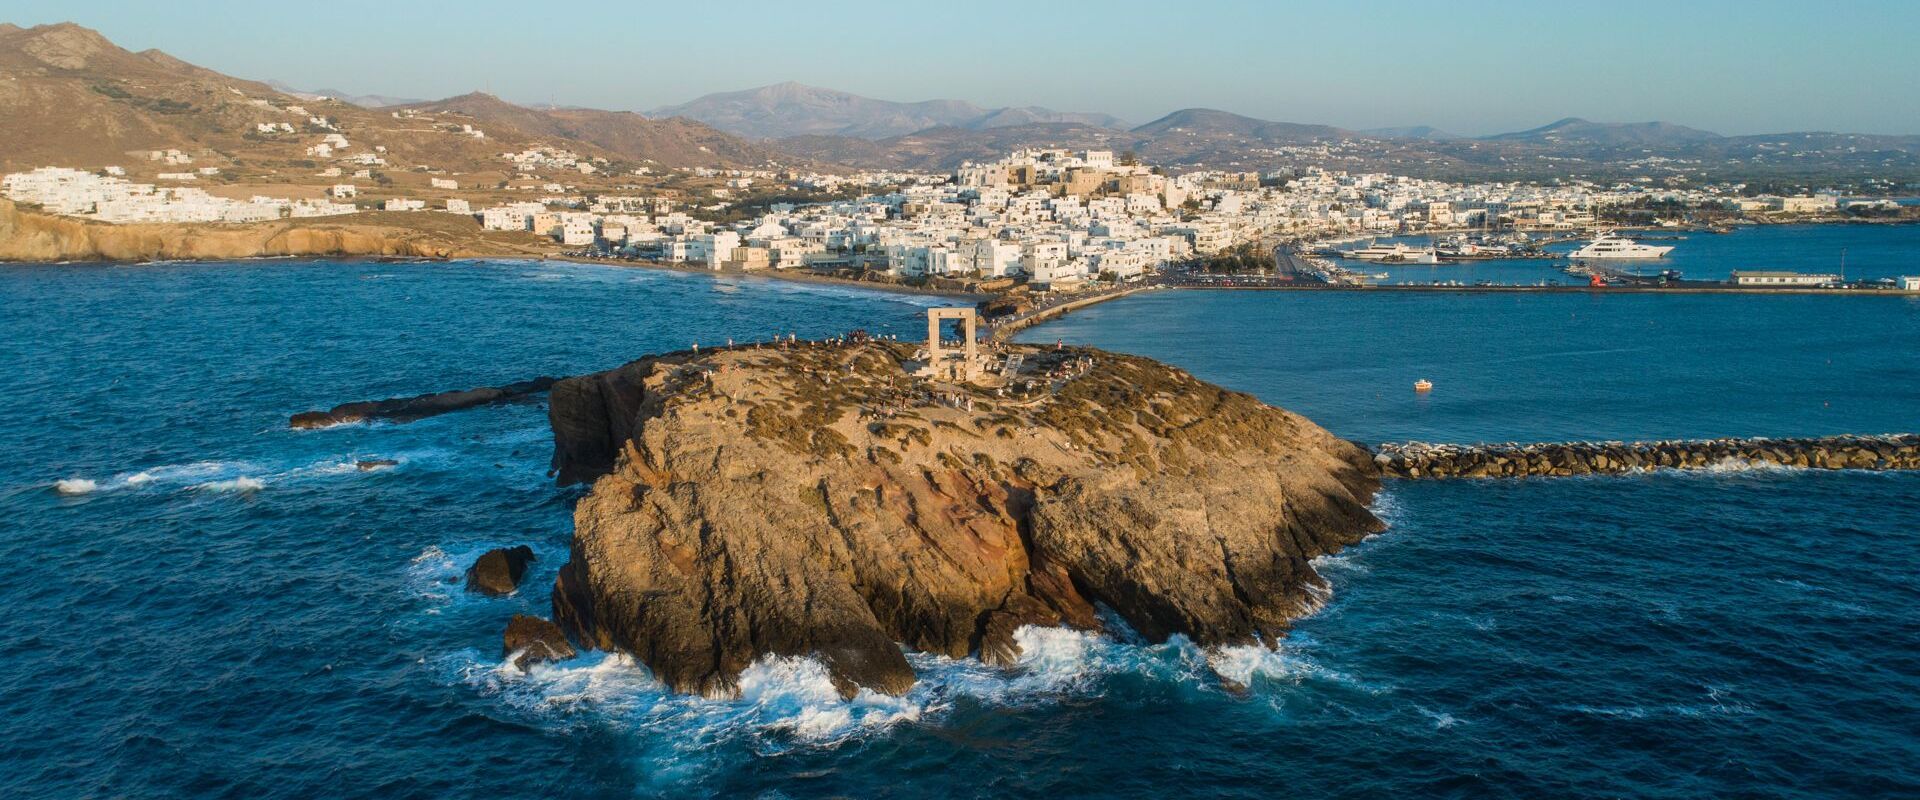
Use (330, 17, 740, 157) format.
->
(1570, 232, 1674, 259)
(1340, 242, 1440, 264)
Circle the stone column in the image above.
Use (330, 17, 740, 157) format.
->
(963, 313, 978, 369)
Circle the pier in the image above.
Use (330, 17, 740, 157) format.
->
(1375, 434, 1920, 479)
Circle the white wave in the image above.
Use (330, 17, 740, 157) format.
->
(1699, 457, 1802, 474)
(406, 545, 468, 603)
(62, 455, 402, 497)
(1366, 489, 1406, 528)
(1416, 705, 1462, 729)
(450, 620, 1364, 760)
(48, 460, 248, 495)
(193, 476, 264, 493)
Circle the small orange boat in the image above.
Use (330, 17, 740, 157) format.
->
(1414, 379, 1433, 393)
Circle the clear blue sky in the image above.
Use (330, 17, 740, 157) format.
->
(9, 0, 1918, 135)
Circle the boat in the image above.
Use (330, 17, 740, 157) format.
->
(1570, 232, 1675, 259)
(1413, 379, 1433, 393)
(1341, 241, 1440, 263)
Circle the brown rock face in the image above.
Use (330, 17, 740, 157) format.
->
(466, 545, 536, 596)
(0, 199, 522, 263)
(502, 614, 576, 670)
(548, 341, 1383, 698)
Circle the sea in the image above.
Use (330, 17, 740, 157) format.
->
(3, 223, 1917, 799)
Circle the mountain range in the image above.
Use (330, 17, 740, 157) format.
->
(3, 21, 1916, 185)
(264, 80, 421, 109)
(648, 82, 1126, 140)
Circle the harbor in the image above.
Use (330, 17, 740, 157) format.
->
(1193, 222, 1920, 294)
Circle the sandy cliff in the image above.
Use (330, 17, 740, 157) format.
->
(546, 340, 1383, 697)
(0, 199, 539, 262)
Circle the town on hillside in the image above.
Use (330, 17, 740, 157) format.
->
(7, 142, 1913, 293)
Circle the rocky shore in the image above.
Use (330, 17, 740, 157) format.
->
(1375, 434, 1920, 478)
(289, 377, 556, 428)
(543, 339, 1384, 697)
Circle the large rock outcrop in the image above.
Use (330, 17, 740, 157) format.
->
(548, 340, 1383, 697)
(466, 545, 537, 596)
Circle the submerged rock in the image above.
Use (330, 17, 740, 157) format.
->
(466, 545, 536, 596)
(546, 340, 1383, 698)
(502, 614, 575, 670)
(355, 459, 399, 471)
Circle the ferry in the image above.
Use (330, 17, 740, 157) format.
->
(1340, 241, 1440, 264)
(1570, 232, 1675, 259)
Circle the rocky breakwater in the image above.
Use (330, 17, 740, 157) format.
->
(544, 340, 1384, 697)
(1376, 433, 1920, 479)
(289, 377, 556, 428)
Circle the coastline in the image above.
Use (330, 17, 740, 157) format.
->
(539, 253, 990, 300)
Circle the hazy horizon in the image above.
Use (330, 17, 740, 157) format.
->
(10, 0, 1920, 137)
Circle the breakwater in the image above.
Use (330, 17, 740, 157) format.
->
(1375, 433, 1920, 478)
(987, 285, 1155, 341)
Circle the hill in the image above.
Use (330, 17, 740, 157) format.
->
(0, 23, 791, 176)
(1482, 117, 1724, 146)
(402, 92, 792, 167)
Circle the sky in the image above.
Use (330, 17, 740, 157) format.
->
(7, 0, 1918, 136)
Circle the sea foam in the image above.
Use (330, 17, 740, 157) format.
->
(193, 476, 265, 493)
(450, 619, 1349, 765)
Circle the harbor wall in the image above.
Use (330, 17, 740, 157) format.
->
(1375, 434, 1920, 478)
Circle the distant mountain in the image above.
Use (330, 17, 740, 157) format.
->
(781, 123, 1129, 172)
(968, 106, 1128, 131)
(403, 92, 792, 167)
(1482, 117, 1723, 146)
(266, 80, 421, 108)
(651, 82, 1125, 140)
(1364, 125, 1461, 141)
(1130, 108, 1354, 143)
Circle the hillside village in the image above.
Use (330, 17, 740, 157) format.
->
(3, 142, 1882, 291)
(0, 21, 1909, 286)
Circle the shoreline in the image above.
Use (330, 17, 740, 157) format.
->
(538, 254, 991, 300)
(1166, 283, 1920, 297)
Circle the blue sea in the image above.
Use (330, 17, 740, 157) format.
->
(4, 244, 1919, 798)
